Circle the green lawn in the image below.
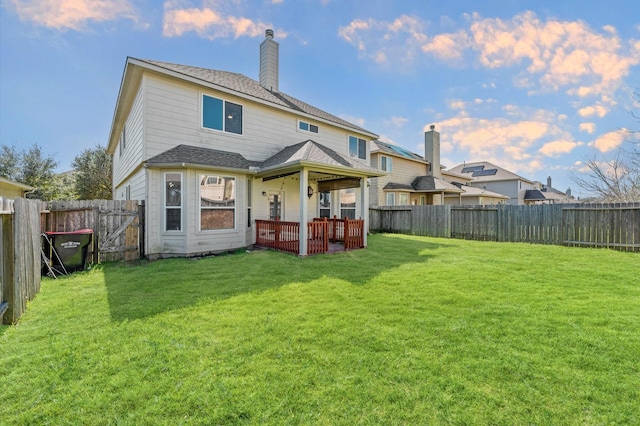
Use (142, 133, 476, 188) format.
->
(1, 234, 639, 425)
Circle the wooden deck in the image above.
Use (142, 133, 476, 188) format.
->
(255, 217, 364, 256)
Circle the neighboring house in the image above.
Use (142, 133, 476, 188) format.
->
(369, 126, 509, 206)
(106, 30, 383, 258)
(535, 176, 575, 204)
(0, 177, 33, 199)
(447, 161, 538, 205)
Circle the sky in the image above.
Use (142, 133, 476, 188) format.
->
(1, 1, 639, 198)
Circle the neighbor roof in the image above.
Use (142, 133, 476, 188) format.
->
(382, 176, 463, 193)
(371, 139, 426, 162)
(448, 161, 533, 184)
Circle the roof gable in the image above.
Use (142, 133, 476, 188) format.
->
(139, 59, 376, 136)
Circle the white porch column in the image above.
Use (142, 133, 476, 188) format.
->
(360, 177, 369, 247)
(299, 168, 309, 256)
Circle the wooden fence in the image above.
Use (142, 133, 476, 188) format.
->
(1, 198, 47, 324)
(370, 203, 640, 252)
(1, 198, 144, 324)
(46, 200, 143, 262)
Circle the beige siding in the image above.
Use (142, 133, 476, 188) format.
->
(369, 153, 427, 206)
(114, 168, 146, 201)
(143, 73, 371, 164)
(113, 81, 145, 188)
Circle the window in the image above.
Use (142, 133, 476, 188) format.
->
(119, 126, 126, 157)
(386, 192, 396, 206)
(349, 136, 366, 160)
(319, 191, 331, 218)
(398, 193, 408, 205)
(202, 94, 243, 135)
(298, 120, 319, 134)
(165, 172, 182, 231)
(340, 189, 356, 219)
(420, 195, 426, 205)
(380, 155, 392, 172)
(200, 174, 235, 230)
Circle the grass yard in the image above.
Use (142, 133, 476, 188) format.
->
(1, 234, 639, 425)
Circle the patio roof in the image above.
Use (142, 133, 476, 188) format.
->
(144, 141, 385, 181)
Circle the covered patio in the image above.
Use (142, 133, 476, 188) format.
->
(253, 140, 383, 256)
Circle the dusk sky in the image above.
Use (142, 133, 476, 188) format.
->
(1, 0, 639, 198)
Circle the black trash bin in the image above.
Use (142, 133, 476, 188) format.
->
(44, 229, 93, 273)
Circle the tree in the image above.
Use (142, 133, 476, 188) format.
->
(72, 145, 113, 199)
(572, 90, 640, 202)
(572, 145, 640, 202)
(0, 143, 67, 200)
(0, 145, 21, 180)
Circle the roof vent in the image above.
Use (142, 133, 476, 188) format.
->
(265, 29, 274, 39)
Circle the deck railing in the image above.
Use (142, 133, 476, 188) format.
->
(255, 219, 300, 254)
(255, 219, 330, 255)
(314, 216, 365, 250)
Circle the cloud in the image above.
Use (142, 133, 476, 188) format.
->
(388, 116, 409, 127)
(6, 0, 136, 31)
(431, 116, 549, 161)
(579, 122, 596, 133)
(578, 104, 608, 118)
(338, 15, 428, 64)
(539, 140, 581, 157)
(428, 111, 583, 175)
(163, 2, 276, 39)
(589, 130, 625, 153)
(339, 11, 640, 107)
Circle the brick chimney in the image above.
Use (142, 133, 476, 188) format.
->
(425, 125, 441, 178)
(259, 29, 279, 92)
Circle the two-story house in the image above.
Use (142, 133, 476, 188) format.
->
(370, 126, 509, 206)
(106, 30, 383, 258)
(447, 161, 538, 205)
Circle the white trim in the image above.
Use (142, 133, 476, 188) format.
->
(197, 173, 238, 233)
(164, 171, 183, 233)
(200, 92, 245, 136)
(297, 119, 319, 135)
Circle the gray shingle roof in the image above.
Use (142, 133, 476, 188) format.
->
(146, 145, 255, 170)
(139, 59, 375, 136)
(411, 176, 463, 193)
(524, 189, 546, 201)
(383, 182, 414, 191)
(260, 140, 379, 173)
(371, 139, 425, 162)
(145, 141, 380, 175)
(383, 176, 463, 193)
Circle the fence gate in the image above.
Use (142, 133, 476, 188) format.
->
(47, 200, 143, 263)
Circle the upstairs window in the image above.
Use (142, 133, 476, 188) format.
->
(349, 136, 366, 160)
(298, 120, 319, 134)
(380, 155, 392, 172)
(202, 94, 243, 135)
